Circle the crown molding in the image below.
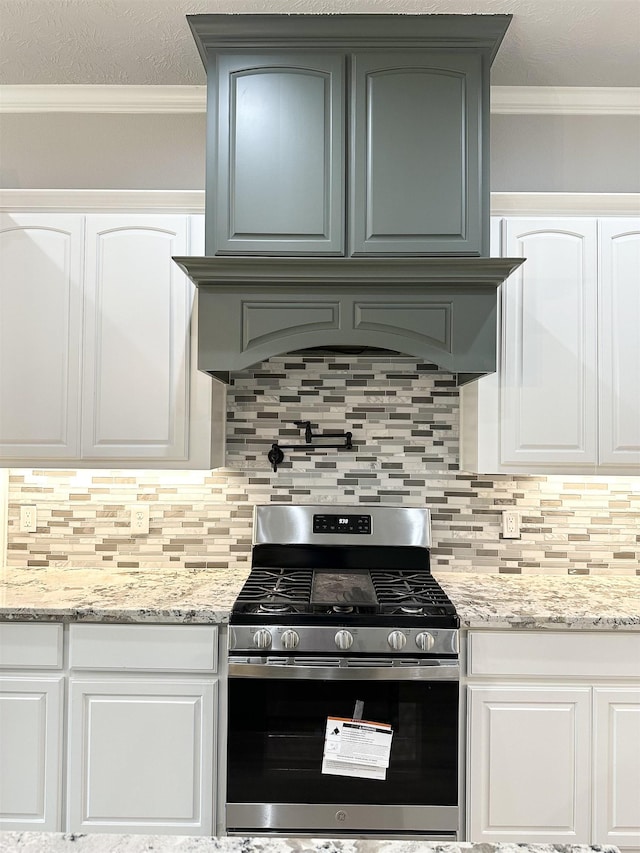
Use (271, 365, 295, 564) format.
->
(1, 189, 639, 216)
(0, 84, 206, 114)
(491, 86, 640, 115)
(1, 84, 639, 116)
(491, 193, 640, 216)
(0, 189, 206, 213)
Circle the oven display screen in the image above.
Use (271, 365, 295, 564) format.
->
(311, 570, 378, 605)
(313, 514, 371, 534)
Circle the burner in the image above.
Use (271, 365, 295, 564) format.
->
(257, 603, 293, 614)
(400, 605, 425, 615)
(332, 605, 354, 614)
(233, 567, 314, 616)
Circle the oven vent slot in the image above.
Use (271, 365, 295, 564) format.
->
(291, 657, 342, 667)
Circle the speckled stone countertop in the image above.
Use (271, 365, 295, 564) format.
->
(0, 566, 249, 624)
(0, 566, 639, 630)
(0, 834, 622, 853)
(435, 572, 640, 631)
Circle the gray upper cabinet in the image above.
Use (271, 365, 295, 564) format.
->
(191, 15, 509, 258)
(350, 52, 482, 256)
(215, 53, 345, 255)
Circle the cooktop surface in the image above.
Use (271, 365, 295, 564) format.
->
(231, 567, 459, 628)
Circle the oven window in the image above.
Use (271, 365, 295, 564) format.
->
(227, 677, 458, 806)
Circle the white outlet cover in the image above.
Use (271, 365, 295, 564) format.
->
(19, 505, 37, 532)
(129, 504, 150, 535)
(502, 509, 521, 539)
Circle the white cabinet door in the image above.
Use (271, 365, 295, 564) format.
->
(467, 685, 591, 843)
(593, 688, 640, 848)
(0, 214, 84, 459)
(68, 678, 216, 835)
(598, 219, 640, 469)
(81, 215, 192, 462)
(501, 218, 598, 467)
(0, 676, 64, 830)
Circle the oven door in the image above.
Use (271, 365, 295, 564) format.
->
(226, 658, 459, 837)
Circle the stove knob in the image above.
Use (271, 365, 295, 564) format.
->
(334, 630, 354, 650)
(387, 630, 407, 651)
(416, 631, 435, 652)
(252, 628, 272, 650)
(281, 629, 300, 650)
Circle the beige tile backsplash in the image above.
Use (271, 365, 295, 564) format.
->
(6, 357, 640, 575)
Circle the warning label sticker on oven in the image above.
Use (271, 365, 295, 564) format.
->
(321, 717, 393, 781)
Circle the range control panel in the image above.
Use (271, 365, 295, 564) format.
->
(313, 514, 372, 534)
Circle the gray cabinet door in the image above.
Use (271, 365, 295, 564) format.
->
(214, 53, 345, 255)
(350, 52, 484, 256)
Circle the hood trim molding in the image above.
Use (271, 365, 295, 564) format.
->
(173, 256, 524, 287)
(174, 256, 524, 385)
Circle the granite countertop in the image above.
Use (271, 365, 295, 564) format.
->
(435, 572, 640, 631)
(0, 566, 249, 624)
(0, 566, 639, 630)
(0, 835, 622, 853)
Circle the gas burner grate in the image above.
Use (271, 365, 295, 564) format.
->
(370, 570, 456, 617)
(233, 568, 313, 614)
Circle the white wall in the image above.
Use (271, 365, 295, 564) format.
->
(1, 112, 639, 192)
(0, 114, 206, 190)
(491, 114, 640, 192)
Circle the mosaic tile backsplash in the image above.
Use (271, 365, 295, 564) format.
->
(6, 356, 640, 575)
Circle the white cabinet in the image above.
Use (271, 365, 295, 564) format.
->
(0, 621, 221, 836)
(500, 218, 598, 467)
(0, 214, 84, 460)
(81, 215, 191, 461)
(467, 686, 591, 843)
(593, 688, 640, 848)
(66, 622, 218, 835)
(68, 678, 216, 834)
(0, 212, 224, 469)
(461, 215, 640, 475)
(466, 630, 640, 849)
(0, 677, 65, 831)
(0, 623, 65, 831)
(598, 220, 640, 466)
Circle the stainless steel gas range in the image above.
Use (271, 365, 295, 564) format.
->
(226, 504, 460, 839)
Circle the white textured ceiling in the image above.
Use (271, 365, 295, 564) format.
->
(1, 0, 639, 87)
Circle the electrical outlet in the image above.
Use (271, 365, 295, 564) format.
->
(129, 504, 150, 536)
(20, 505, 37, 533)
(502, 509, 521, 539)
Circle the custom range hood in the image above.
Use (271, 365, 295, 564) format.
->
(175, 14, 524, 385)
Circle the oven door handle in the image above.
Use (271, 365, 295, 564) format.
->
(228, 659, 459, 681)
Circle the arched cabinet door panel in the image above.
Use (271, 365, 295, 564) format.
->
(598, 219, 640, 469)
(81, 215, 191, 462)
(0, 214, 84, 459)
(350, 52, 483, 256)
(214, 54, 345, 256)
(500, 218, 598, 467)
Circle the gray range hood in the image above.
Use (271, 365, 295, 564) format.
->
(174, 256, 524, 386)
(176, 14, 525, 385)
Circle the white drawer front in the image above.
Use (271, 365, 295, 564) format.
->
(69, 624, 218, 672)
(468, 630, 640, 679)
(0, 623, 63, 669)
